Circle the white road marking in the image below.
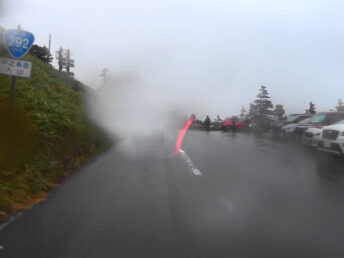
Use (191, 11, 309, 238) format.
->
(180, 149, 202, 176)
(220, 197, 237, 213)
(0, 245, 3, 250)
(166, 133, 173, 141)
(0, 212, 22, 233)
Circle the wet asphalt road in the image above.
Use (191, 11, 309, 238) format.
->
(1, 130, 344, 257)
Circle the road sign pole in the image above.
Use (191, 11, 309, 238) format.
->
(10, 75, 16, 110)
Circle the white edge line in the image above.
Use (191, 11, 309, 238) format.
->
(180, 149, 202, 176)
(0, 212, 22, 233)
(0, 212, 23, 250)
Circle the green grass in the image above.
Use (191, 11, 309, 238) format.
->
(0, 53, 110, 214)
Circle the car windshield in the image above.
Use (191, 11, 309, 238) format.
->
(286, 115, 300, 122)
(298, 117, 311, 124)
(308, 113, 327, 123)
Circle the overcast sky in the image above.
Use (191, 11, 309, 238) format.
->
(1, 0, 344, 118)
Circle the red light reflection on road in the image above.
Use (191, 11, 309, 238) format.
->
(174, 118, 194, 155)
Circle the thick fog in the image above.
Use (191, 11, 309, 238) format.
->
(2, 0, 344, 133)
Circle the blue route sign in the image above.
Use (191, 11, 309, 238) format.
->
(3, 29, 35, 59)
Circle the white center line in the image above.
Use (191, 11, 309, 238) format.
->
(166, 133, 173, 141)
(180, 149, 202, 176)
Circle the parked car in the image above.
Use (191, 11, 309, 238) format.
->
(221, 117, 245, 131)
(281, 117, 312, 136)
(317, 120, 344, 155)
(211, 119, 223, 131)
(302, 127, 322, 147)
(294, 112, 344, 139)
(271, 114, 311, 136)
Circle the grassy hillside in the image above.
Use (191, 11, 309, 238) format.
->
(0, 54, 110, 217)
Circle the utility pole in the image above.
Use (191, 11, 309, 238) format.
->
(66, 49, 70, 73)
(99, 68, 109, 88)
(48, 34, 51, 63)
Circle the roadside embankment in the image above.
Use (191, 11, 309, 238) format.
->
(0, 54, 111, 219)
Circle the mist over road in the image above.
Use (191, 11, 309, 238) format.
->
(1, 130, 344, 257)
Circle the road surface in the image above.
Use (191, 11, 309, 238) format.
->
(1, 130, 344, 257)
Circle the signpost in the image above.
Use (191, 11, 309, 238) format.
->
(0, 58, 32, 78)
(3, 29, 34, 59)
(1, 27, 34, 109)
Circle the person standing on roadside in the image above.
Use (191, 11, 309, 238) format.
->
(203, 115, 211, 132)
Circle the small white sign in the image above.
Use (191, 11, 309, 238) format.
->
(0, 58, 32, 78)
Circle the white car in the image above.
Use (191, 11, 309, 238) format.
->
(318, 120, 344, 155)
(302, 127, 322, 147)
(281, 117, 311, 136)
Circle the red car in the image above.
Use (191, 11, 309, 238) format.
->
(221, 118, 245, 131)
